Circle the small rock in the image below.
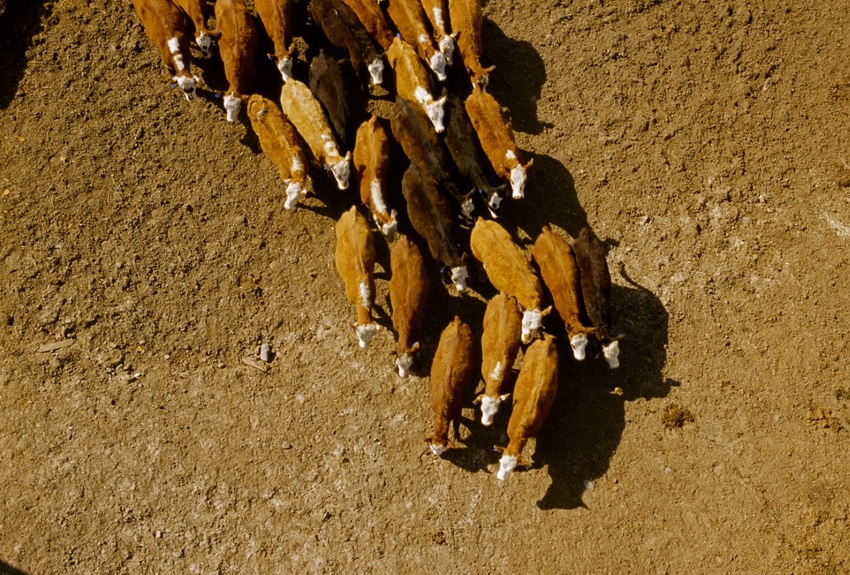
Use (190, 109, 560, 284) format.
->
(282, 442, 293, 450)
(260, 343, 272, 362)
(583, 479, 594, 491)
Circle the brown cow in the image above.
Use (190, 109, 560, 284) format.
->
(246, 95, 310, 210)
(387, 37, 448, 134)
(465, 84, 533, 199)
(389, 96, 473, 220)
(402, 163, 468, 292)
(354, 116, 397, 239)
(215, 0, 257, 122)
(386, 0, 447, 81)
(335, 206, 381, 348)
(572, 227, 621, 368)
(531, 226, 595, 361)
(426, 316, 474, 455)
(172, 0, 219, 58)
(420, 0, 456, 65)
(444, 92, 505, 218)
(470, 218, 550, 343)
(389, 234, 430, 377)
(495, 334, 558, 481)
(448, 0, 493, 88)
(279, 77, 351, 190)
(341, 0, 395, 50)
(254, 0, 296, 80)
(310, 0, 385, 86)
(131, 0, 200, 101)
(309, 50, 349, 145)
(475, 292, 522, 426)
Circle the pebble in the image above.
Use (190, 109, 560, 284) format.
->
(282, 442, 293, 450)
(260, 343, 272, 362)
(583, 479, 594, 491)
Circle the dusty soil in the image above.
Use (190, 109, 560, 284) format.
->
(2, 0, 849, 573)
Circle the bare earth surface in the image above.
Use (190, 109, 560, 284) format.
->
(2, 0, 849, 573)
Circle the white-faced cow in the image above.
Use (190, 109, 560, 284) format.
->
(475, 292, 522, 426)
(386, 0, 448, 81)
(335, 206, 381, 348)
(215, 0, 258, 122)
(572, 227, 621, 368)
(309, 0, 385, 86)
(246, 95, 310, 210)
(354, 116, 398, 239)
(531, 226, 595, 361)
(448, 0, 493, 88)
(254, 0, 296, 80)
(470, 218, 550, 344)
(426, 316, 474, 455)
(387, 37, 448, 134)
(172, 0, 219, 59)
(131, 0, 200, 101)
(389, 234, 430, 377)
(495, 333, 559, 481)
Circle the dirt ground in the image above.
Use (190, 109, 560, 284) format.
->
(2, 0, 849, 573)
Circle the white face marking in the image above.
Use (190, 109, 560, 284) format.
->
(224, 94, 241, 122)
(330, 154, 351, 190)
(283, 181, 305, 210)
(396, 352, 413, 378)
(489, 361, 504, 383)
(505, 149, 517, 161)
(570, 333, 589, 361)
(356, 323, 379, 348)
(510, 163, 527, 199)
(196, 32, 212, 59)
(358, 280, 372, 310)
(480, 394, 502, 427)
(174, 75, 197, 101)
(368, 58, 384, 85)
(461, 196, 475, 219)
(370, 179, 388, 215)
(429, 52, 447, 81)
(278, 56, 293, 81)
(438, 34, 455, 65)
(603, 340, 620, 369)
(450, 265, 467, 292)
(497, 454, 518, 481)
(430, 443, 448, 456)
(521, 309, 543, 344)
(380, 216, 398, 240)
(426, 97, 447, 133)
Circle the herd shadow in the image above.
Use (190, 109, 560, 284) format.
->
(0, 560, 28, 575)
(0, 0, 52, 109)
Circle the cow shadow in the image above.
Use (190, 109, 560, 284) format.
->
(0, 560, 29, 575)
(534, 265, 676, 510)
(0, 0, 52, 109)
(482, 18, 551, 135)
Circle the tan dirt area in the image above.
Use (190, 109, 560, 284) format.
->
(1, 0, 849, 573)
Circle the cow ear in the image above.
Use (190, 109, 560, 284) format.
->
(524, 157, 534, 169)
(411, 341, 420, 352)
(542, 306, 553, 316)
(493, 445, 505, 455)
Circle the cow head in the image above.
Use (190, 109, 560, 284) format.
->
(224, 93, 242, 123)
(330, 152, 351, 190)
(439, 34, 456, 66)
(428, 438, 448, 456)
(478, 393, 510, 426)
(509, 157, 533, 199)
(395, 342, 418, 378)
(460, 191, 476, 222)
(283, 180, 306, 210)
(425, 94, 447, 133)
(570, 333, 589, 361)
(196, 32, 213, 59)
(496, 453, 517, 481)
(174, 75, 198, 101)
(481, 187, 504, 218)
(429, 51, 447, 82)
(381, 210, 399, 240)
(602, 339, 620, 369)
(368, 57, 385, 86)
(449, 265, 468, 292)
(355, 322, 380, 348)
(520, 306, 550, 344)
(278, 56, 294, 81)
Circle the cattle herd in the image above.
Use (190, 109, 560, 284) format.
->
(131, 0, 622, 481)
